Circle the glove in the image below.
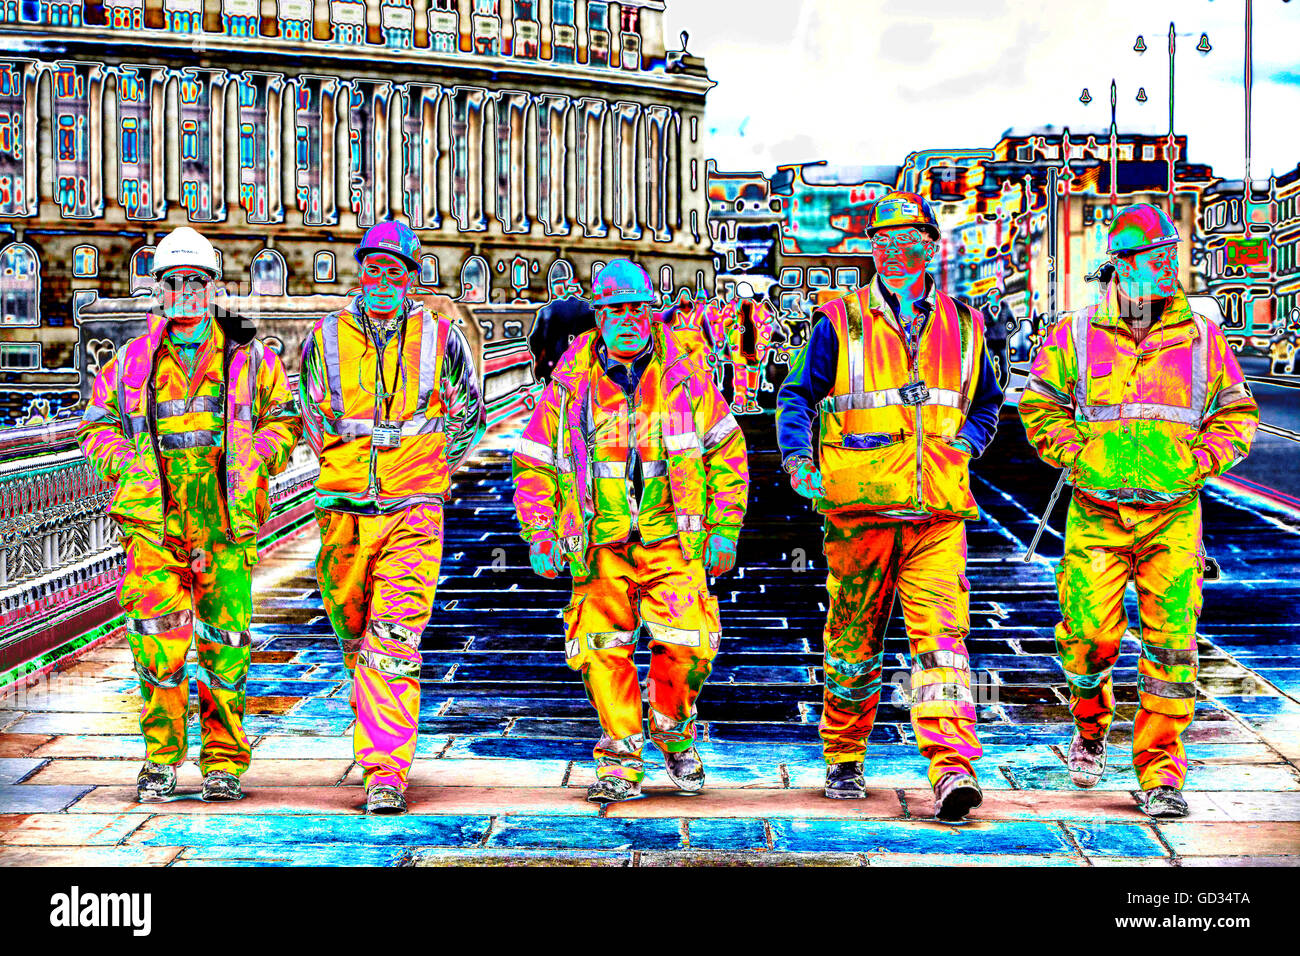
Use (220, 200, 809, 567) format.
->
(704, 533, 737, 576)
(788, 458, 825, 500)
(528, 538, 564, 579)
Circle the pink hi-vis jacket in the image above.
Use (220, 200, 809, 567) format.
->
(512, 323, 749, 577)
(78, 311, 301, 549)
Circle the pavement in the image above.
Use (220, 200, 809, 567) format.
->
(1, 411, 1298, 867)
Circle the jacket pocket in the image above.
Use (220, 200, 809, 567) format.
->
(920, 437, 977, 517)
(561, 593, 587, 670)
(109, 446, 162, 529)
(699, 588, 722, 656)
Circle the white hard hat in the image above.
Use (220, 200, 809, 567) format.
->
(152, 226, 220, 278)
(736, 281, 755, 298)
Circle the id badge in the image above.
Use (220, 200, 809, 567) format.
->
(371, 422, 402, 449)
(899, 380, 930, 406)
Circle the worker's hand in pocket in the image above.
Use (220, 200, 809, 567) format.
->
(529, 538, 563, 579)
(705, 533, 737, 576)
(790, 459, 825, 500)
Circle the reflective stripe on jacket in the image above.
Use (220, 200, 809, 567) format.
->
(77, 311, 301, 549)
(814, 279, 985, 518)
(1019, 282, 1258, 505)
(512, 323, 749, 577)
(299, 296, 486, 514)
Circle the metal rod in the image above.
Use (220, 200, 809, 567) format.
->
(1022, 469, 1069, 563)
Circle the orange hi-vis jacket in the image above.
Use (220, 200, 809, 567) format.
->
(78, 311, 300, 550)
(1020, 283, 1258, 505)
(299, 296, 486, 514)
(815, 280, 986, 517)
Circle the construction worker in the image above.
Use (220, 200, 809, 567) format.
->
(299, 221, 485, 815)
(78, 226, 301, 803)
(1019, 203, 1258, 818)
(722, 281, 777, 414)
(776, 191, 1005, 820)
(512, 259, 749, 802)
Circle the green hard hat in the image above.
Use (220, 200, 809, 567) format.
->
(1107, 203, 1179, 256)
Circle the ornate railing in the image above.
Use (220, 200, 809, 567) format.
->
(0, 417, 318, 682)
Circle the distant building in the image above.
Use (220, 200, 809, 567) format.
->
(0, 0, 714, 426)
(1200, 177, 1278, 354)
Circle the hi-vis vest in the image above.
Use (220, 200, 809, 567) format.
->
(311, 301, 452, 508)
(816, 282, 983, 518)
(1066, 300, 1211, 502)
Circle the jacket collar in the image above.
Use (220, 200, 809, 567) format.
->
(145, 306, 257, 355)
(1092, 281, 1197, 343)
(869, 273, 936, 322)
(552, 322, 694, 396)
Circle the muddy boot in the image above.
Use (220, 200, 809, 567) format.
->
(664, 747, 706, 793)
(824, 761, 866, 799)
(201, 770, 243, 802)
(366, 784, 407, 815)
(934, 772, 983, 822)
(1140, 785, 1189, 819)
(136, 761, 177, 803)
(1067, 731, 1108, 789)
(585, 775, 642, 803)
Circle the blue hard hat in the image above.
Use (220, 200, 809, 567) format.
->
(355, 221, 420, 271)
(592, 259, 655, 307)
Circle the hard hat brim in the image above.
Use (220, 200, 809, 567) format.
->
(1108, 236, 1180, 257)
(355, 247, 420, 272)
(594, 292, 657, 307)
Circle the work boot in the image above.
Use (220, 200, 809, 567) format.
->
(934, 772, 983, 822)
(136, 761, 177, 803)
(201, 770, 243, 802)
(663, 747, 706, 793)
(366, 785, 407, 815)
(1067, 731, 1108, 789)
(585, 775, 642, 803)
(824, 761, 866, 799)
(1140, 785, 1190, 819)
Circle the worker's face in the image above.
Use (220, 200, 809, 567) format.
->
(598, 301, 653, 358)
(156, 266, 215, 325)
(870, 226, 937, 282)
(1114, 244, 1179, 300)
(360, 252, 414, 314)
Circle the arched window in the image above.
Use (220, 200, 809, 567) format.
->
(73, 244, 98, 278)
(547, 258, 573, 295)
(591, 260, 606, 287)
(459, 255, 487, 303)
(251, 248, 286, 296)
(129, 245, 155, 294)
(419, 254, 440, 286)
(314, 251, 335, 282)
(0, 242, 40, 327)
(660, 264, 673, 293)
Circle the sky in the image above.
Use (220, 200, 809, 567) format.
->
(665, 0, 1300, 182)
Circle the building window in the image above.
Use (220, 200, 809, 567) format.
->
(222, 0, 258, 35)
(835, 268, 859, 288)
(237, 76, 274, 223)
(513, 1, 538, 58)
(619, 6, 640, 69)
(251, 249, 287, 295)
(473, 0, 501, 54)
(429, 0, 457, 51)
(779, 267, 803, 286)
(808, 268, 831, 289)
(179, 70, 217, 222)
(314, 251, 335, 282)
(660, 264, 673, 293)
(547, 258, 574, 296)
(552, 0, 575, 63)
(0, 61, 29, 216)
(419, 254, 439, 285)
(588, 1, 610, 66)
(73, 244, 98, 277)
(118, 67, 158, 220)
(130, 245, 154, 294)
(590, 260, 606, 287)
(382, 0, 414, 48)
(0, 242, 39, 327)
(459, 255, 488, 302)
(165, 0, 202, 31)
(278, 0, 312, 38)
(54, 63, 94, 218)
(0, 342, 39, 369)
(329, 0, 366, 44)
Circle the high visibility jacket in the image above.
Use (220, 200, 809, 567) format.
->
(722, 298, 777, 363)
(814, 280, 986, 518)
(512, 322, 749, 577)
(299, 296, 486, 514)
(77, 311, 301, 549)
(1020, 283, 1258, 505)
